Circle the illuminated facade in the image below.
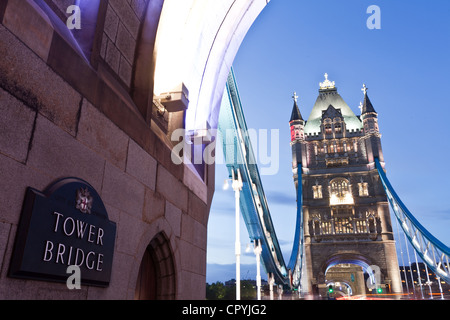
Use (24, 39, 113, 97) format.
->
(290, 75, 402, 295)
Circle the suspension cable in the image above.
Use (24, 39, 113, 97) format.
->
(394, 213, 407, 295)
(403, 232, 416, 298)
(413, 249, 424, 299)
(423, 263, 433, 299)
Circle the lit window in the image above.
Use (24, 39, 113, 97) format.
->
(358, 182, 369, 197)
(323, 119, 332, 135)
(329, 178, 354, 205)
(313, 185, 323, 199)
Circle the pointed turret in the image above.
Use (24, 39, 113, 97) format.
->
(289, 92, 307, 194)
(360, 84, 384, 163)
(361, 84, 377, 115)
(289, 92, 305, 143)
(290, 98, 304, 122)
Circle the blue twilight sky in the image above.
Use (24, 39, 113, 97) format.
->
(206, 0, 450, 283)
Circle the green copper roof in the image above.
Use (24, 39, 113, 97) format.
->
(304, 87, 363, 135)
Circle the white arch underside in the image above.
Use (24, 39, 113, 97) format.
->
(153, 0, 270, 132)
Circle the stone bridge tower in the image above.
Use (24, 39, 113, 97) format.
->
(289, 74, 402, 295)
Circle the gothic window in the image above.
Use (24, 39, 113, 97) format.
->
(293, 125, 303, 140)
(329, 178, 354, 205)
(358, 182, 369, 197)
(313, 185, 323, 199)
(335, 141, 343, 153)
(353, 140, 358, 153)
(334, 118, 342, 134)
(324, 118, 332, 135)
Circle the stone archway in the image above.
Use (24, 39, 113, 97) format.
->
(319, 253, 375, 296)
(325, 265, 365, 296)
(135, 232, 176, 300)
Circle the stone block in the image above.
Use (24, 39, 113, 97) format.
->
(77, 99, 129, 170)
(188, 190, 208, 226)
(142, 188, 165, 224)
(178, 240, 207, 276)
(181, 214, 207, 250)
(2, 0, 53, 61)
(101, 162, 145, 217)
(116, 211, 145, 255)
(0, 222, 11, 276)
(126, 139, 157, 190)
(130, 0, 148, 20)
(116, 22, 136, 64)
(105, 38, 120, 73)
(156, 165, 188, 212)
(165, 201, 181, 238)
(152, 136, 184, 181)
(27, 115, 106, 192)
(119, 56, 132, 87)
(0, 25, 81, 136)
(0, 153, 48, 225)
(104, 4, 119, 40)
(0, 88, 36, 163)
(104, 204, 121, 227)
(87, 251, 132, 300)
(108, 0, 140, 38)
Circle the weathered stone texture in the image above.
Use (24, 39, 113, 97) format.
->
(77, 99, 129, 170)
(126, 139, 157, 190)
(0, 88, 36, 163)
(27, 115, 106, 192)
(0, 0, 212, 300)
(0, 24, 81, 136)
(101, 162, 145, 217)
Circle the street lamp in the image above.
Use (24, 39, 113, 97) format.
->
(254, 239, 262, 300)
(231, 169, 243, 300)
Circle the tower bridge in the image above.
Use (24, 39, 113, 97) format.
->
(218, 70, 450, 298)
(0, 0, 448, 300)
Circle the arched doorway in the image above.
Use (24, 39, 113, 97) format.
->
(135, 232, 176, 300)
(321, 254, 376, 296)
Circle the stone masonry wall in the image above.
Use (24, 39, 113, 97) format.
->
(0, 0, 213, 300)
(101, 0, 149, 87)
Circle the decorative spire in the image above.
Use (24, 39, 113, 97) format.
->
(320, 73, 336, 90)
(360, 83, 376, 114)
(362, 84, 368, 96)
(290, 92, 304, 122)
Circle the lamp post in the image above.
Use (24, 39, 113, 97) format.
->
(254, 239, 262, 300)
(231, 169, 243, 300)
(268, 273, 275, 300)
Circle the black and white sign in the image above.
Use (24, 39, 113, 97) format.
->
(9, 178, 116, 287)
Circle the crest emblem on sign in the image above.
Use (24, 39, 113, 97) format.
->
(76, 188, 93, 214)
